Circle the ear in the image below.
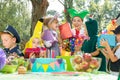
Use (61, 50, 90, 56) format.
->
(12, 37, 17, 43)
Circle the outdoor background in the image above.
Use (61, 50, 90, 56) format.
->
(0, 0, 120, 50)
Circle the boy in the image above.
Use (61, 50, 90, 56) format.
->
(100, 25, 120, 76)
(0, 25, 24, 57)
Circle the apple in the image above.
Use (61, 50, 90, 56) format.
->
(81, 60, 89, 71)
(75, 64, 83, 71)
(83, 53, 92, 62)
(73, 55, 82, 64)
(89, 58, 99, 69)
(86, 68, 93, 72)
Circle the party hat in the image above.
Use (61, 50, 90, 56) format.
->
(68, 8, 89, 19)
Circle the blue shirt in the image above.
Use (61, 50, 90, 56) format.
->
(4, 45, 24, 57)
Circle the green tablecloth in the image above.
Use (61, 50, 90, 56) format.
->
(0, 71, 118, 80)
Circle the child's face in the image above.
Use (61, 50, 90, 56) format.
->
(1, 33, 16, 48)
(116, 34, 120, 42)
(32, 38, 40, 48)
(72, 17, 83, 30)
(49, 20, 58, 31)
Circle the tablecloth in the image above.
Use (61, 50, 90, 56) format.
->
(0, 71, 118, 80)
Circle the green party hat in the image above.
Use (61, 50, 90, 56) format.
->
(68, 8, 89, 19)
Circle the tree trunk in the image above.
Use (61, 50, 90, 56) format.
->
(30, 0, 49, 36)
(64, 0, 73, 27)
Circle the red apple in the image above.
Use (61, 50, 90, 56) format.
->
(81, 60, 89, 71)
(89, 58, 99, 69)
(83, 53, 92, 62)
(73, 55, 82, 64)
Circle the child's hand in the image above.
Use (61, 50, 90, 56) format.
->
(100, 38, 109, 48)
(29, 52, 35, 58)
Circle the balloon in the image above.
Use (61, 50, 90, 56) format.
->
(0, 48, 6, 70)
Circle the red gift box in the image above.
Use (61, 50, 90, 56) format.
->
(59, 22, 73, 40)
(24, 48, 41, 58)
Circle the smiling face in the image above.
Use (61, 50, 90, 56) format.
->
(72, 16, 83, 30)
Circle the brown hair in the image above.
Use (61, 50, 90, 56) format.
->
(43, 17, 58, 27)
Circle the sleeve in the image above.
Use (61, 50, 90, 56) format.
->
(115, 48, 120, 59)
(17, 49, 24, 57)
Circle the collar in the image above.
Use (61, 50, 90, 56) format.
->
(116, 42, 120, 46)
(9, 45, 19, 53)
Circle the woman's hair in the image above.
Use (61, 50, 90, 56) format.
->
(43, 17, 58, 27)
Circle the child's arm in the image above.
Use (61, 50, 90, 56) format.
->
(57, 32, 62, 45)
(100, 39, 118, 62)
(100, 48, 109, 60)
(83, 24, 88, 36)
(90, 49, 100, 57)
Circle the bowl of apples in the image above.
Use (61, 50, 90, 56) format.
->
(71, 53, 101, 72)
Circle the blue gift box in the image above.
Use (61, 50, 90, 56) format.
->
(31, 58, 66, 72)
(97, 34, 116, 47)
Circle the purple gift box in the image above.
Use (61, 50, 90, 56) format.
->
(0, 48, 6, 70)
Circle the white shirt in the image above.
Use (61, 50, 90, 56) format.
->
(114, 42, 120, 59)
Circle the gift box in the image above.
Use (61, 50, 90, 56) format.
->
(59, 22, 73, 40)
(31, 58, 65, 72)
(42, 30, 57, 42)
(56, 56, 74, 71)
(0, 48, 6, 70)
(97, 34, 116, 47)
(24, 48, 41, 58)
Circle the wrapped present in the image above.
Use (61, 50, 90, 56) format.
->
(42, 29, 57, 42)
(97, 34, 116, 47)
(24, 48, 41, 58)
(0, 48, 6, 70)
(59, 22, 72, 40)
(31, 58, 65, 72)
(56, 56, 74, 71)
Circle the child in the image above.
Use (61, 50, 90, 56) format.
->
(24, 37, 46, 58)
(0, 25, 24, 57)
(42, 16, 61, 58)
(100, 25, 120, 76)
(68, 8, 89, 55)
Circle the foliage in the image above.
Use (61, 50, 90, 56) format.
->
(0, 0, 31, 49)
(74, 0, 120, 31)
(58, 0, 73, 24)
(30, 0, 49, 36)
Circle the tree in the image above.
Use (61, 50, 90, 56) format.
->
(74, 0, 113, 30)
(0, 0, 31, 49)
(0, 0, 31, 40)
(58, 0, 73, 24)
(74, 0, 120, 31)
(30, 0, 49, 36)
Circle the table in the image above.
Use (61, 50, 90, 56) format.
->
(0, 71, 118, 80)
